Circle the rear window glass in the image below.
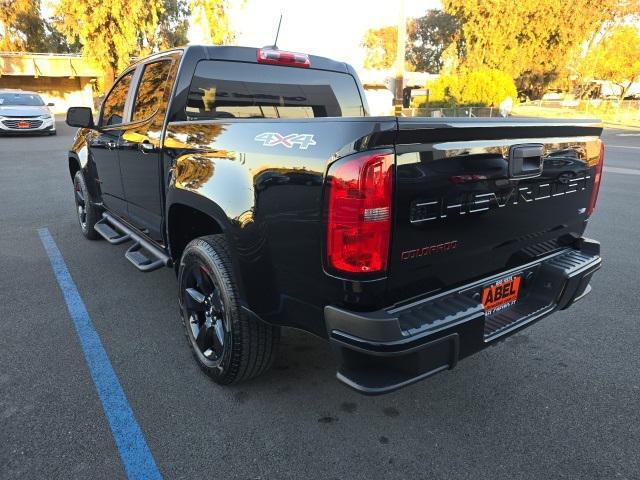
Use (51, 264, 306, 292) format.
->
(186, 60, 365, 119)
(132, 60, 172, 121)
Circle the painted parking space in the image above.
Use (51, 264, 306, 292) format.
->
(38, 228, 161, 480)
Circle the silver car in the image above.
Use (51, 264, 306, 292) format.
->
(0, 90, 56, 135)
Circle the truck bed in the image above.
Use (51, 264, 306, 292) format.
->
(166, 116, 602, 321)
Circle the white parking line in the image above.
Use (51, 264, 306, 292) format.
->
(604, 166, 640, 176)
(607, 145, 640, 149)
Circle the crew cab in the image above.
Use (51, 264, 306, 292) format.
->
(65, 45, 603, 394)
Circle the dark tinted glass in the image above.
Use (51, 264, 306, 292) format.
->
(186, 61, 365, 119)
(132, 61, 172, 121)
(101, 71, 133, 126)
(0, 93, 45, 106)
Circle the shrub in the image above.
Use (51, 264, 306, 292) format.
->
(421, 68, 517, 107)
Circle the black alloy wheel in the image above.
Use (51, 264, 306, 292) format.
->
(178, 235, 280, 384)
(182, 262, 228, 367)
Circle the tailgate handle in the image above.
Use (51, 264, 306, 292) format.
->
(509, 144, 544, 179)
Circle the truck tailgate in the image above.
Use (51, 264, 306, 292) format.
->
(388, 118, 603, 301)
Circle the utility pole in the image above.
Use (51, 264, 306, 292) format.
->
(394, 0, 406, 115)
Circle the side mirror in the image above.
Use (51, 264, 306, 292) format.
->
(66, 107, 94, 128)
(47, 102, 55, 107)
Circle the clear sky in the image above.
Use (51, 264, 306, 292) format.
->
(224, 0, 441, 68)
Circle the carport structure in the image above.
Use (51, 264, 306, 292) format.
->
(0, 52, 102, 113)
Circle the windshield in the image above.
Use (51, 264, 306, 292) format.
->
(0, 93, 45, 106)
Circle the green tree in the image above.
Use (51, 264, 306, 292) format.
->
(0, 0, 80, 52)
(424, 73, 460, 106)
(362, 10, 460, 72)
(425, 68, 517, 107)
(190, 0, 235, 45)
(157, 0, 190, 49)
(42, 20, 82, 53)
(443, 0, 640, 98)
(407, 9, 460, 73)
(584, 26, 640, 99)
(461, 68, 518, 106)
(54, 0, 233, 84)
(362, 25, 399, 70)
(0, 0, 46, 51)
(54, 0, 166, 81)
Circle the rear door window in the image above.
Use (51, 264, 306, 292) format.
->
(186, 61, 365, 119)
(132, 60, 173, 122)
(101, 71, 134, 126)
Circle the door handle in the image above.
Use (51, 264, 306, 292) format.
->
(106, 140, 117, 150)
(139, 141, 154, 154)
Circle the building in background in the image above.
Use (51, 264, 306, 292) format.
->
(0, 53, 101, 113)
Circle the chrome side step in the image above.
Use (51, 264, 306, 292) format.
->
(94, 213, 171, 272)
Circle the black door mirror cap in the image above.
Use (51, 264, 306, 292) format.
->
(66, 107, 94, 129)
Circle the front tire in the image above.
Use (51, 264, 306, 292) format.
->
(178, 235, 280, 384)
(73, 170, 99, 240)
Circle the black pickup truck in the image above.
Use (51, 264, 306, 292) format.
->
(65, 45, 603, 394)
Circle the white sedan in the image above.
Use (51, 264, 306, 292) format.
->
(0, 90, 56, 135)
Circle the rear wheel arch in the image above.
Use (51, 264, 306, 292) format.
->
(167, 202, 227, 266)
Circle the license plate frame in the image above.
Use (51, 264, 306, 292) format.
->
(481, 274, 522, 315)
(17, 120, 30, 129)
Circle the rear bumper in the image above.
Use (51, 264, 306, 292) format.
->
(325, 239, 601, 395)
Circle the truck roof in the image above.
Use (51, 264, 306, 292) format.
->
(135, 45, 352, 74)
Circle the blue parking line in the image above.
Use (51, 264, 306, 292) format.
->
(38, 228, 162, 480)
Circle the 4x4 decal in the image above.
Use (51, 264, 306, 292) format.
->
(254, 132, 317, 150)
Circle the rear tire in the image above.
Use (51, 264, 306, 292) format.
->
(178, 235, 280, 384)
(73, 170, 99, 240)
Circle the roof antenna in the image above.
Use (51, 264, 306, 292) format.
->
(270, 14, 283, 49)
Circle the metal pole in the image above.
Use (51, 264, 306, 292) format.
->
(394, 0, 406, 115)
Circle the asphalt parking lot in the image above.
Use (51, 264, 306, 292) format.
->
(1, 120, 639, 480)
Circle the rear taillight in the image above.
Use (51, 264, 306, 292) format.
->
(326, 150, 394, 275)
(587, 141, 605, 217)
(257, 48, 310, 68)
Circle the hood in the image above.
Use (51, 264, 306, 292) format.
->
(0, 105, 51, 118)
